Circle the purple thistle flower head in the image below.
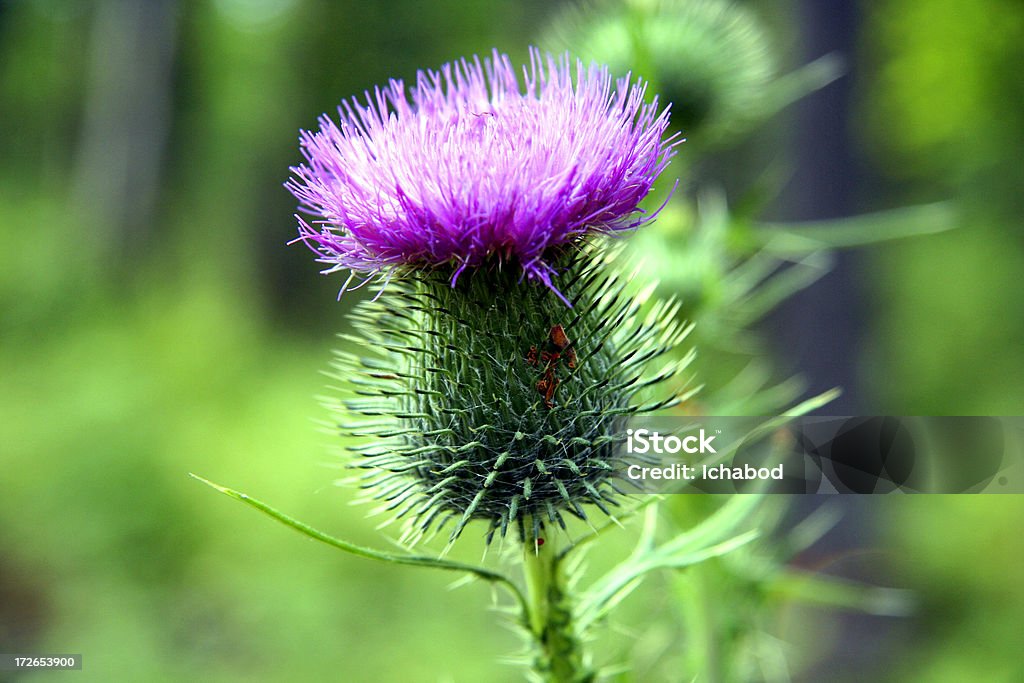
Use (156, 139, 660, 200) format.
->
(287, 48, 678, 300)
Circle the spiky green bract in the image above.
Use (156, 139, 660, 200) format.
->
(328, 248, 693, 546)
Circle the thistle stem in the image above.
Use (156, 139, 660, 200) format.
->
(522, 524, 594, 683)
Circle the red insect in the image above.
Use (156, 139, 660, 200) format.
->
(526, 324, 578, 408)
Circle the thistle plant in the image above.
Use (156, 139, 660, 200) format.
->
(287, 50, 687, 550)
(195, 8, 940, 680)
(217, 48, 704, 680)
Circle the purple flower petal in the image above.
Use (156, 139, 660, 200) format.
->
(287, 48, 679, 294)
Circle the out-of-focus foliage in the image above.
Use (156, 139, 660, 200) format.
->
(882, 497, 1024, 683)
(860, 0, 1024, 415)
(861, 0, 1024, 187)
(855, 1, 1024, 680)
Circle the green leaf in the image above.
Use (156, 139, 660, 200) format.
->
(763, 53, 845, 115)
(726, 250, 832, 325)
(577, 495, 767, 630)
(189, 473, 528, 615)
(770, 570, 915, 617)
(751, 201, 958, 256)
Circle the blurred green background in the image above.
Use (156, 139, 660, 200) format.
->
(1, 0, 1021, 681)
